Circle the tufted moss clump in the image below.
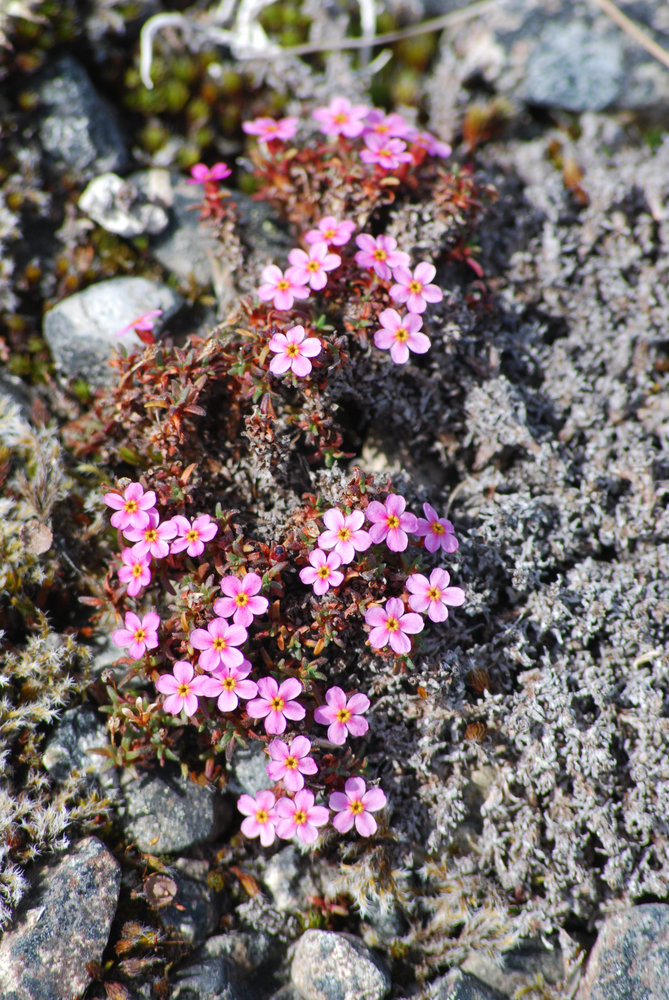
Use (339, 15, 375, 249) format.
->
(0, 397, 113, 928)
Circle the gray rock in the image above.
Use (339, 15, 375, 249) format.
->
(37, 55, 128, 178)
(228, 739, 273, 797)
(462, 937, 564, 996)
(576, 904, 669, 1000)
(425, 969, 509, 999)
(291, 930, 391, 1000)
(0, 837, 121, 1000)
(160, 861, 221, 946)
(360, 896, 408, 946)
(263, 845, 305, 912)
(132, 170, 291, 299)
(171, 956, 246, 1000)
(204, 927, 284, 974)
(43, 276, 182, 386)
(79, 172, 169, 237)
(140, 171, 223, 289)
(170, 929, 282, 1000)
(524, 21, 623, 112)
(431, 0, 669, 120)
(119, 766, 231, 854)
(42, 706, 109, 783)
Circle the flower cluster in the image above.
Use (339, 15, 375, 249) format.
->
(239, 683, 383, 846)
(242, 97, 448, 369)
(98, 103, 472, 856)
(103, 480, 391, 846)
(104, 483, 218, 597)
(296, 496, 464, 657)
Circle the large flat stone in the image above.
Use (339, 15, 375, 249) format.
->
(43, 276, 182, 386)
(0, 837, 121, 1000)
(37, 55, 129, 178)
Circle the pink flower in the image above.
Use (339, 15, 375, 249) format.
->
(318, 508, 371, 564)
(238, 790, 278, 846)
(276, 789, 329, 844)
(363, 108, 411, 139)
(257, 264, 309, 311)
(330, 777, 387, 836)
(312, 96, 368, 138)
(360, 133, 412, 170)
(365, 597, 424, 655)
(118, 545, 152, 597)
(200, 659, 258, 713)
(186, 162, 231, 184)
(299, 548, 344, 595)
(286, 242, 341, 291)
(409, 130, 452, 158)
(268, 325, 321, 377)
(406, 568, 465, 623)
(246, 676, 306, 735)
(170, 514, 218, 557)
(313, 687, 370, 745)
(104, 482, 156, 533)
(365, 494, 418, 552)
(112, 611, 160, 660)
(305, 217, 356, 247)
(190, 618, 247, 673)
(374, 308, 430, 365)
(390, 262, 443, 314)
(354, 234, 409, 281)
(122, 511, 177, 559)
(115, 310, 163, 339)
(266, 735, 317, 791)
(242, 116, 298, 142)
(155, 660, 212, 717)
(214, 572, 268, 627)
(415, 502, 459, 554)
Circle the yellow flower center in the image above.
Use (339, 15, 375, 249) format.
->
(385, 616, 399, 632)
(376, 123, 390, 133)
(270, 696, 285, 712)
(336, 707, 351, 723)
(386, 514, 400, 529)
(294, 810, 307, 825)
(124, 499, 138, 513)
(394, 327, 409, 342)
(133, 628, 146, 643)
(277, 279, 290, 290)
(177, 683, 191, 697)
(234, 592, 249, 607)
(317, 565, 331, 579)
(350, 800, 364, 815)
(427, 587, 442, 602)
(212, 637, 228, 652)
(145, 528, 158, 542)
(285, 755, 298, 771)
(373, 248, 387, 261)
(324, 228, 335, 239)
(409, 280, 423, 294)
(337, 527, 351, 541)
(432, 522, 445, 534)
(306, 260, 321, 272)
(334, 112, 347, 123)
(256, 809, 269, 824)
(186, 529, 199, 542)
(223, 677, 237, 691)
(287, 343, 300, 357)
(131, 563, 144, 578)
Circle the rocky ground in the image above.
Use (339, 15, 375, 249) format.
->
(0, 2, 668, 999)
